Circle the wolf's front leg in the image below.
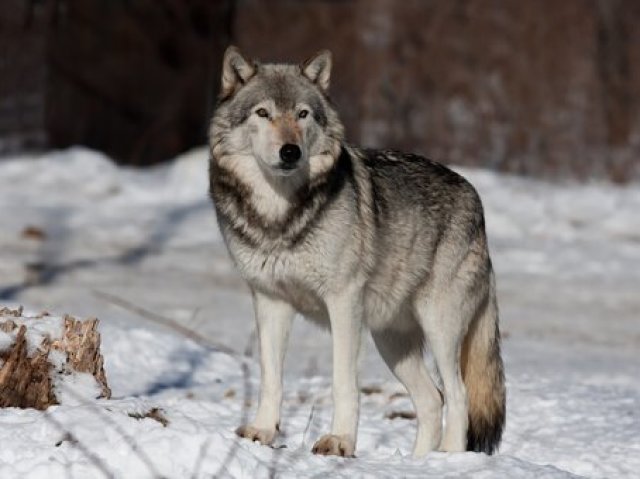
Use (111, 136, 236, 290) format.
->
(312, 288, 363, 457)
(236, 291, 295, 446)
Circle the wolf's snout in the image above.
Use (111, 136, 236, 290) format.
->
(279, 144, 302, 166)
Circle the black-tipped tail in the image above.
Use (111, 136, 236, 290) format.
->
(467, 405, 506, 454)
(461, 277, 506, 455)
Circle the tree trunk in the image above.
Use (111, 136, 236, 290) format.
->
(0, 306, 111, 410)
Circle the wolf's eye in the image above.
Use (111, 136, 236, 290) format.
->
(298, 109, 309, 119)
(255, 108, 270, 118)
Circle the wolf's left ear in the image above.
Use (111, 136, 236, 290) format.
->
(221, 46, 256, 98)
(302, 50, 332, 92)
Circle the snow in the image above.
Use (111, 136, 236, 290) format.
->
(0, 147, 639, 478)
(0, 313, 65, 356)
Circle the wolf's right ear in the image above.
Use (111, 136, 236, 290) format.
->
(220, 46, 256, 98)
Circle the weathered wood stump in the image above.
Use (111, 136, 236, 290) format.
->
(0, 306, 110, 410)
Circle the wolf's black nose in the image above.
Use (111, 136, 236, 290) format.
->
(279, 144, 301, 165)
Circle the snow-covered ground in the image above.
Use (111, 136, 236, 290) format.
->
(0, 147, 638, 478)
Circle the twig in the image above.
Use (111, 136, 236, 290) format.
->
(44, 410, 116, 479)
(212, 332, 255, 478)
(91, 289, 237, 355)
(54, 382, 166, 479)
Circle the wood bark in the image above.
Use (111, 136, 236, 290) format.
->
(0, 307, 111, 410)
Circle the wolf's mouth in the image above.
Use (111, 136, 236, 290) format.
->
(272, 163, 299, 176)
(277, 162, 298, 171)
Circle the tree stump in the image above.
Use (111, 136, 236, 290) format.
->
(0, 306, 111, 410)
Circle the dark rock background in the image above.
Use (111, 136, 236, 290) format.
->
(1, 0, 639, 180)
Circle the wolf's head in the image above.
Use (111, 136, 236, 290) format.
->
(209, 47, 344, 184)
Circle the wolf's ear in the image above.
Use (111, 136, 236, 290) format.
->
(221, 46, 256, 98)
(302, 50, 332, 92)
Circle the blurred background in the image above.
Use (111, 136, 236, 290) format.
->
(2, 0, 639, 180)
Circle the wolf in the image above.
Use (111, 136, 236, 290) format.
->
(208, 46, 505, 458)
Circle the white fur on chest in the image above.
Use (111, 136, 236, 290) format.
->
(234, 244, 302, 286)
(218, 154, 298, 222)
(227, 238, 332, 315)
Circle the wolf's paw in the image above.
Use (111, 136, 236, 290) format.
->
(311, 434, 355, 457)
(438, 435, 466, 453)
(235, 424, 276, 445)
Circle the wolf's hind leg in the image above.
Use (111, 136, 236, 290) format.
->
(372, 322, 442, 456)
(236, 291, 295, 446)
(416, 282, 474, 453)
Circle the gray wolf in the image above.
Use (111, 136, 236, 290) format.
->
(208, 46, 505, 458)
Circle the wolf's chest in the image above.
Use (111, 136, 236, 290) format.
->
(235, 247, 299, 284)
(228, 240, 329, 318)
(227, 237, 327, 292)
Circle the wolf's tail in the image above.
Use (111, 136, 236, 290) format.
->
(461, 270, 506, 455)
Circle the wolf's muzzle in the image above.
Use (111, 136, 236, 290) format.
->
(279, 144, 302, 168)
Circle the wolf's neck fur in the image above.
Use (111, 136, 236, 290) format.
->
(209, 149, 351, 248)
(222, 154, 299, 221)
